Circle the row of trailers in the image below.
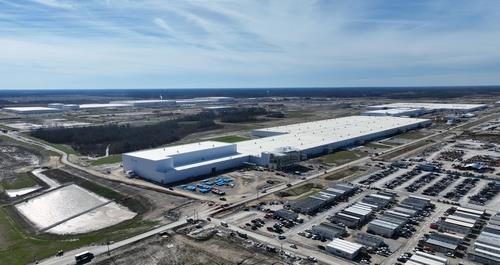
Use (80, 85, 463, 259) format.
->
(329, 192, 397, 229)
(289, 183, 358, 215)
(417, 206, 487, 264)
(367, 195, 432, 238)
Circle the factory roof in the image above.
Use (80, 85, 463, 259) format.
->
(344, 206, 372, 216)
(326, 188, 348, 195)
(174, 153, 248, 170)
(366, 193, 393, 201)
(392, 206, 417, 215)
(475, 241, 500, 253)
(363, 108, 422, 115)
(3, 107, 61, 112)
(477, 232, 500, 246)
(456, 206, 484, 216)
(474, 248, 500, 260)
(368, 102, 487, 111)
(441, 232, 465, 240)
(409, 254, 446, 265)
(444, 218, 474, 228)
(454, 210, 482, 220)
(337, 212, 360, 220)
(379, 214, 407, 225)
(113, 99, 175, 104)
(426, 238, 458, 250)
(291, 197, 325, 211)
(313, 222, 345, 234)
(412, 251, 448, 264)
(369, 219, 400, 229)
(79, 103, 132, 109)
(385, 210, 410, 218)
(485, 223, 500, 233)
(238, 116, 430, 156)
(447, 214, 477, 224)
(355, 233, 384, 248)
(124, 141, 234, 161)
(356, 202, 379, 209)
(327, 238, 363, 254)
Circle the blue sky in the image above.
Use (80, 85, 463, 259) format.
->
(0, 0, 500, 89)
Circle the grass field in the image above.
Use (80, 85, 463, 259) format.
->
(0, 168, 156, 265)
(0, 172, 38, 190)
(20, 134, 78, 156)
(91, 154, 122, 166)
(49, 143, 78, 156)
(364, 142, 391, 149)
(324, 168, 356, 181)
(277, 183, 323, 198)
(283, 111, 313, 118)
(207, 135, 250, 143)
(320, 150, 366, 165)
(0, 206, 156, 265)
(393, 131, 427, 140)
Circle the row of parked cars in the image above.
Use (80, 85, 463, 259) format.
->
(422, 174, 459, 196)
(360, 166, 399, 185)
(405, 173, 437, 192)
(443, 177, 479, 201)
(385, 169, 422, 189)
(469, 181, 500, 205)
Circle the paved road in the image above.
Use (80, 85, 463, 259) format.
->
(38, 219, 185, 265)
(9, 110, 499, 265)
(3, 131, 207, 201)
(210, 217, 355, 265)
(381, 204, 448, 265)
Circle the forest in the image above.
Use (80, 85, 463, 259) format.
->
(30, 107, 277, 156)
(31, 118, 221, 156)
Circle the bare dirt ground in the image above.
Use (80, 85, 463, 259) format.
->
(93, 231, 287, 265)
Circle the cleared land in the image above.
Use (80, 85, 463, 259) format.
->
(0, 206, 156, 265)
(0, 168, 158, 265)
(319, 150, 366, 165)
(0, 172, 38, 190)
(91, 154, 122, 166)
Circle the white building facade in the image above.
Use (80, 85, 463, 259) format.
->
(123, 116, 431, 184)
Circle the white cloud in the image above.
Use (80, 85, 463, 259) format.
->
(0, 0, 499, 88)
(31, 0, 75, 10)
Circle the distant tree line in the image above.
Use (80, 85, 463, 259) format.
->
(218, 107, 269, 123)
(31, 118, 221, 156)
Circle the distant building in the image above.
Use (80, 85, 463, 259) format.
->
(423, 232, 463, 254)
(326, 238, 364, 260)
(3, 107, 62, 115)
(469, 213, 500, 264)
(362, 108, 424, 117)
(311, 222, 346, 240)
(367, 102, 487, 113)
(273, 209, 298, 221)
(123, 116, 430, 184)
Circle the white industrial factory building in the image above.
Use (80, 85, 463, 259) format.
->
(123, 115, 431, 184)
(2, 107, 62, 115)
(362, 108, 423, 117)
(367, 102, 487, 112)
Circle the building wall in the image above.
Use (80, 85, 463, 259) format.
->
(123, 152, 248, 184)
(170, 144, 237, 166)
(326, 246, 358, 260)
(123, 117, 430, 184)
(439, 223, 471, 235)
(367, 224, 397, 238)
(423, 241, 456, 254)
